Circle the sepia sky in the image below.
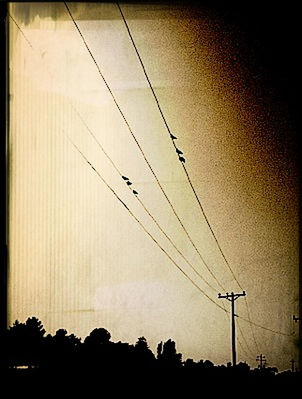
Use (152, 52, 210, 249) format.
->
(8, 2, 299, 371)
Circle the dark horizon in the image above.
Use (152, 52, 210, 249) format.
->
(1, 315, 301, 380)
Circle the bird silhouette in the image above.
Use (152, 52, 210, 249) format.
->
(176, 148, 183, 155)
(179, 156, 185, 163)
(170, 134, 177, 140)
(122, 176, 129, 180)
(133, 190, 138, 195)
(126, 181, 132, 186)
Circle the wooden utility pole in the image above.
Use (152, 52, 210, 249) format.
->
(256, 354, 266, 369)
(293, 315, 301, 371)
(218, 291, 246, 366)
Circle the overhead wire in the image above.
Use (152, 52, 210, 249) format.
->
(237, 315, 294, 337)
(9, 13, 33, 49)
(236, 318, 255, 357)
(71, 105, 221, 294)
(63, 1, 225, 293)
(69, 137, 293, 340)
(9, 7, 229, 326)
(9, 9, 295, 345)
(67, 136, 228, 314)
(116, 2, 259, 352)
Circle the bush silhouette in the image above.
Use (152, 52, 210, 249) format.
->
(1, 316, 302, 387)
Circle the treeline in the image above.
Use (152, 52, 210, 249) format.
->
(0, 317, 301, 385)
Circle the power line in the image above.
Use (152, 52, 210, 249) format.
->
(64, 1, 225, 293)
(221, 309, 252, 360)
(9, 8, 230, 330)
(116, 2, 238, 286)
(70, 105, 229, 309)
(237, 318, 255, 357)
(8, 13, 219, 295)
(237, 338, 251, 360)
(67, 136, 228, 314)
(237, 314, 294, 337)
(72, 104, 220, 293)
(68, 139, 292, 342)
(116, 2, 259, 352)
(9, 10, 294, 344)
(8, 13, 33, 49)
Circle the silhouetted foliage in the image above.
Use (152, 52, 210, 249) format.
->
(1, 316, 302, 388)
(84, 328, 111, 345)
(157, 339, 182, 368)
(42, 328, 81, 370)
(133, 336, 156, 368)
(3, 317, 45, 368)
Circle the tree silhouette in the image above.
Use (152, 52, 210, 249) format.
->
(157, 341, 163, 359)
(157, 339, 182, 369)
(42, 328, 81, 369)
(133, 336, 156, 368)
(82, 327, 112, 370)
(5, 317, 45, 368)
(84, 328, 111, 346)
(1, 316, 302, 387)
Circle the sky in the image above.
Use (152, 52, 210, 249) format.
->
(8, 2, 299, 371)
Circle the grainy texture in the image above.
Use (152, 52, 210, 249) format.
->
(8, 2, 298, 371)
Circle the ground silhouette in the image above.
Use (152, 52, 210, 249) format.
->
(1, 317, 301, 390)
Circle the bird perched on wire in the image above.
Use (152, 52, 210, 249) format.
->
(176, 148, 183, 155)
(126, 181, 132, 186)
(122, 176, 129, 181)
(179, 156, 185, 163)
(133, 190, 138, 195)
(170, 134, 177, 140)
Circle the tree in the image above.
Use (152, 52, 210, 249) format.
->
(43, 328, 81, 369)
(84, 328, 111, 346)
(157, 341, 163, 359)
(82, 328, 112, 370)
(133, 337, 155, 368)
(157, 339, 182, 368)
(184, 359, 197, 369)
(135, 336, 149, 351)
(6, 317, 45, 368)
(25, 317, 45, 338)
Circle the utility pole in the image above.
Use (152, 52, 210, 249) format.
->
(256, 354, 266, 369)
(293, 315, 301, 372)
(218, 291, 246, 366)
(290, 359, 296, 373)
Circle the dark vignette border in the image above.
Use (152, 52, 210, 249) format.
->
(0, 0, 300, 366)
(0, 1, 8, 335)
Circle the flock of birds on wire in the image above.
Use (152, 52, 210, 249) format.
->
(122, 134, 185, 196)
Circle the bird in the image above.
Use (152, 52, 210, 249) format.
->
(179, 156, 185, 163)
(126, 181, 132, 186)
(170, 134, 177, 140)
(133, 190, 138, 195)
(122, 176, 129, 181)
(176, 148, 183, 155)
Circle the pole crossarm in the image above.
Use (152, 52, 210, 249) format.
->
(218, 291, 246, 301)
